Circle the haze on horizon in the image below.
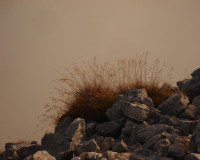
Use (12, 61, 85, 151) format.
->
(0, 0, 200, 149)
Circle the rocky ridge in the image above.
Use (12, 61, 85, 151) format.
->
(1, 68, 200, 160)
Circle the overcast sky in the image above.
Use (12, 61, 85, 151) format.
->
(0, 0, 200, 149)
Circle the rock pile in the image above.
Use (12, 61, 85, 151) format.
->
(1, 68, 200, 160)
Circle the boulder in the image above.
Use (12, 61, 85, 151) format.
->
(118, 102, 159, 122)
(179, 105, 199, 120)
(111, 140, 128, 153)
(190, 130, 197, 153)
(102, 151, 130, 160)
(4, 142, 40, 158)
(142, 131, 170, 151)
(105, 100, 127, 121)
(41, 118, 86, 155)
(53, 151, 74, 160)
(160, 83, 179, 92)
(177, 119, 198, 136)
(55, 117, 74, 135)
(177, 68, 200, 99)
(79, 152, 103, 160)
(157, 93, 189, 117)
(137, 124, 175, 144)
(185, 153, 200, 160)
(154, 139, 171, 157)
(85, 121, 98, 138)
(121, 119, 141, 137)
(100, 137, 115, 153)
(74, 139, 100, 157)
(196, 118, 200, 153)
(95, 121, 121, 138)
(174, 136, 190, 151)
(167, 143, 189, 160)
(116, 88, 154, 107)
(24, 150, 56, 160)
(159, 115, 179, 126)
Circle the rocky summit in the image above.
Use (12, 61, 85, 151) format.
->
(1, 68, 200, 160)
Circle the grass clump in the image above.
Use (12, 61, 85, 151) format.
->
(40, 53, 178, 131)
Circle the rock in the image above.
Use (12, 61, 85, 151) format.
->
(118, 102, 159, 122)
(190, 130, 197, 153)
(16, 144, 41, 159)
(193, 96, 200, 106)
(74, 139, 100, 157)
(160, 83, 179, 92)
(116, 88, 154, 107)
(24, 151, 56, 160)
(166, 133, 179, 144)
(102, 151, 130, 160)
(178, 68, 200, 99)
(157, 93, 189, 117)
(177, 119, 198, 136)
(71, 157, 81, 160)
(177, 79, 190, 91)
(179, 104, 199, 120)
(85, 121, 98, 138)
(79, 152, 103, 160)
(105, 100, 127, 121)
(142, 131, 170, 151)
(130, 148, 161, 160)
(154, 139, 171, 157)
(95, 121, 121, 138)
(41, 118, 86, 155)
(53, 151, 74, 160)
(121, 119, 141, 137)
(174, 136, 190, 151)
(120, 133, 129, 144)
(111, 140, 128, 153)
(137, 124, 175, 144)
(196, 118, 200, 153)
(55, 117, 74, 135)
(4, 142, 40, 158)
(167, 143, 189, 160)
(100, 137, 115, 153)
(185, 153, 200, 160)
(159, 115, 179, 126)
(148, 112, 164, 125)
(128, 121, 150, 145)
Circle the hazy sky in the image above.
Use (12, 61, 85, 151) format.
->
(0, 0, 200, 149)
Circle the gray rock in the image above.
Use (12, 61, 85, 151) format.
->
(177, 119, 198, 136)
(142, 132, 170, 151)
(160, 83, 179, 92)
(196, 118, 200, 153)
(111, 140, 128, 153)
(85, 121, 98, 138)
(120, 133, 129, 144)
(95, 121, 121, 138)
(167, 143, 189, 160)
(154, 139, 171, 157)
(122, 119, 141, 136)
(41, 118, 86, 155)
(190, 130, 197, 153)
(174, 136, 190, 151)
(118, 102, 158, 122)
(17, 144, 41, 159)
(159, 115, 179, 126)
(116, 88, 154, 107)
(53, 151, 74, 160)
(157, 93, 189, 117)
(137, 124, 175, 144)
(166, 134, 179, 144)
(177, 79, 190, 91)
(181, 68, 200, 99)
(4, 142, 40, 158)
(100, 137, 115, 153)
(193, 96, 200, 106)
(79, 152, 103, 160)
(71, 157, 81, 160)
(128, 121, 150, 145)
(24, 151, 56, 160)
(105, 100, 127, 121)
(179, 104, 199, 120)
(185, 153, 200, 160)
(55, 117, 74, 135)
(102, 151, 130, 160)
(130, 148, 161, 160)
(74, 139, 100, 157)
(94, 136, 104, 147)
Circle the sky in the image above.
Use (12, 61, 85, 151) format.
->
(0, 0, 200, 149)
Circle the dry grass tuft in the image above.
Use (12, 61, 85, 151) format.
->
(39, 53, 178, 131)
